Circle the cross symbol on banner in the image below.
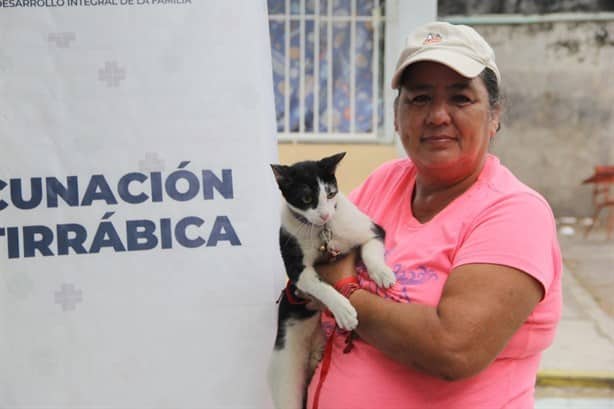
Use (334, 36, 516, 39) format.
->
(98, 61, 126, 87)
(139, 152, 165, 172)
(48, 32, 77, 48)
(54, 283, 83, 311)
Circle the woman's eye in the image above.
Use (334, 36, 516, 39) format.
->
(301, 195, 312, 204)
(327, 190, 337, 199)
(411, 95, 430, 105)
(452, 94, 471, 105)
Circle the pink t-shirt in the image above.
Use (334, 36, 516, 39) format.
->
(307, 155, 562, 409)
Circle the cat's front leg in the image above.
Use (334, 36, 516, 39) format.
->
(361, 238, 396, 288)
(296, 267, 358, 331)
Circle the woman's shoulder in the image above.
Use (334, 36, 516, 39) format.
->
(350, 158, 412, 193)
(348, 157, 413, 208)
(363, 157, 414, 185)
(373, 157, 413, 174)
(481, 155, 552, 211)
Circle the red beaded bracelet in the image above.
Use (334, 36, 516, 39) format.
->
(334, 277, 361, 299)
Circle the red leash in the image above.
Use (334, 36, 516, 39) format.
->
(311, 330, 335, 409)
(311, 329, 355, 409)
(277, 281, 309, 305)
(311, 277, 359, 409)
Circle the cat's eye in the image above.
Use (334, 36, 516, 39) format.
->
(301, 195, 312, 204)
(327, 190, 337, 199)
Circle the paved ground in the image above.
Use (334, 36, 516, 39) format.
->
(534, 222, 614, 407)
(560, 225, 614, 318)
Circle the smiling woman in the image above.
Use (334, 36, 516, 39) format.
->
(396, 62, 501, 222)
(303, 21, 563, 409)
(398, 64, 497, 177)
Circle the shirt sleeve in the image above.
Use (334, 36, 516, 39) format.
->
(452, 192, 561, 297)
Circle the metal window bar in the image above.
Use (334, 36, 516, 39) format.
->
(299, 0, 305, 134)
(314, 0, 320, 134)
(268, 0, 386, 143)
(327, 0, 333, 134)
(372, 0, 380, 138)
(350, 0, 356, 135)
(284, 0, 291, 136)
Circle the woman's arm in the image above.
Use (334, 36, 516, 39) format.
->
(318, 255, 543, 381)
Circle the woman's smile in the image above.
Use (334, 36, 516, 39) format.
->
(420, 134, 458, 147)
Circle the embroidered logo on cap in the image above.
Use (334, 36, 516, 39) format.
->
(423, 33, 442, 45)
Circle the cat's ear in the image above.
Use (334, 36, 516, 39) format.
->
(319, 152, 346, 175)
(270, 164, 292, 187)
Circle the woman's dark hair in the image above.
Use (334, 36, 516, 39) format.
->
(479, 67, 500, 110)
(479, 67, 502, 132)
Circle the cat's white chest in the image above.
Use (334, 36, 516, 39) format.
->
(296, 227, 354, 264)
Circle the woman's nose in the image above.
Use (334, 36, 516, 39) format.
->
(426, 101, 451, 126)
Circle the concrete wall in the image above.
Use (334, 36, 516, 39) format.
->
(473, 18, 614, 216)
(438, 0, 614, 15)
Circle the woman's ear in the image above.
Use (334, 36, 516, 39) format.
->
(393, 95, 400, 134)
(488, 106, 502, 138)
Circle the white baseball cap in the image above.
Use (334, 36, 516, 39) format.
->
(391, 21, 501, 89)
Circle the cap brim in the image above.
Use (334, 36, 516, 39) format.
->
(391, 49, 485, 89)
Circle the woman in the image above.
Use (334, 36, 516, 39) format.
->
(306, 22, 562, 409)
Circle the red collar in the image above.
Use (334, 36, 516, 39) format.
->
(281, 281, 309, 305)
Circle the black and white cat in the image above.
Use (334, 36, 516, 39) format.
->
(267, 152, 395, 409)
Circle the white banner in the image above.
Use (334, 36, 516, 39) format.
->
(0, 1, 281, 407)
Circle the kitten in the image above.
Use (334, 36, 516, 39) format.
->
(267, 152, 395, 409)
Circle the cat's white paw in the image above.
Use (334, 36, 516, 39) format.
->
(330, 296, 358, 331)
(368, 264, 396, 289)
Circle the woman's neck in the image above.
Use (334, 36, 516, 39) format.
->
(412, 156, 487, 223)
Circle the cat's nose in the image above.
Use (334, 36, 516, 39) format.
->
(320, 213, 330, 222)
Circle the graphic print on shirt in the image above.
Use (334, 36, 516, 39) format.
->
(357, 262, 438, 303)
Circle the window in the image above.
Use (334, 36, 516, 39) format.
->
(268, 0, 387, 142)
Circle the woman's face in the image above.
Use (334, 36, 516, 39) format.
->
(395, 61, 500, 179)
